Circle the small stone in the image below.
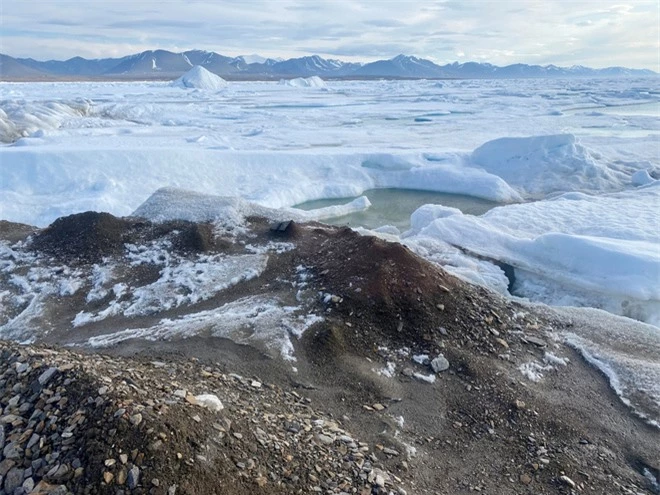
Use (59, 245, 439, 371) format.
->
(3, 467, 24, 493)
(119, 454, 128, 465)
(375, 474, 386, 487)
(38, 367, 58, 385)
(495, 338, 509, 348)
(3, 441, 22, 460)
(250, 381, 262, 388)
(130, 413, 143, 426)
(372, 403, 385, 411)
(103, 472, 114, 484)
(22, 477, 35, 492)
(520, 474, 532, 485)
(184, 395, 198, 406)
(317, 434, 334, 445)
(524, 336, 547, 347)
(559, 475, 576, 488)
(104, 459, 116, 467)
(173, 389, 187, 398)
(514, 400, 526, 410)
(127, 466, 140, 489)
(116, 468, 127, 485)
(436, 304, 445, 311)
(431, 355, 450, 373)
(98, 386, 108, 395)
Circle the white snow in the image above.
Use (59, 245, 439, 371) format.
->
(194, 394, 224, 412)
(86, 295, 321, 361)
(172, 66, 227, 90)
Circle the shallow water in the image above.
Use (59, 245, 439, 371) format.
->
(295, 188, 500, 230)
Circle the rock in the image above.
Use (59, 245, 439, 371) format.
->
(372, 403, 385, 411)
(31, 481, 69, 495)
(0, 426, 4, 451)
(524, 336, 547, 347)
(559, 475, 576, 488)
(119, 454, 128, 465)
(127, 466, 140, 489)
(116, 467, 127, 485)
(130, 413, 143, 426)
(22, 477, 35, 492)
(430, 355, 450, 373)
(317, 434, 334, 445)
(45, 464, 70, 484)
(3, 441, 23, 460)
(194, 394, 224, 412)
(4, 467, 24, 493)
(520, 473, 532, 485)
(38, 367, 58, 385)
(250, 380, 262, 388)
(103, 471, 114, 484)
(495, 338, 509, 349)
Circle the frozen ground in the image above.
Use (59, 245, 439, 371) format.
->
(1, 76, 659, 422)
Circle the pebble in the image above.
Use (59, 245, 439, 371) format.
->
(127, 466, 140, 489)
(559, 475, 576, 488)
(38, 367, 58, 386)
(431, 355, 450, 373)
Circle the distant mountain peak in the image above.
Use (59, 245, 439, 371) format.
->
(1, 50, 656, 80)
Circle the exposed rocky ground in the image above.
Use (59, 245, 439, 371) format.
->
(1, 213, 659, 494)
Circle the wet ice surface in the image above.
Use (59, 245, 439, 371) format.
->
(1, 76, 659, 425)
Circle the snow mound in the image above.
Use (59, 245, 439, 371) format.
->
(470, 134, 621, 197)
(279, 76, 327, 88)
(172, 66, 227, 90)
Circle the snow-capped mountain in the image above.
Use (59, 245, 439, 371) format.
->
(1, 50, 656, 80)
(269, 55, 361, 77)
(106, 50, 193, 75)
(354, 54, 446, 78)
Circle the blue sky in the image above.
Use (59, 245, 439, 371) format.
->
(1, 0, 658, 69)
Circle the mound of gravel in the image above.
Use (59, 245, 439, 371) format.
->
(0, 341, 408, 495)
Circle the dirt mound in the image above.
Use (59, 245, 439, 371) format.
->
(30, 212, 129, 262)
(0, 220, 38, 243)
(29, 212, 227, 262)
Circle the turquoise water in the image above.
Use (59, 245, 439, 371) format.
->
(295, 188, 500, 231)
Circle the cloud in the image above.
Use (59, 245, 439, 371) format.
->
(1, 0, 657, 70)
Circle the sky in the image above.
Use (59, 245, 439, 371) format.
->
(1, 0, 658, 70)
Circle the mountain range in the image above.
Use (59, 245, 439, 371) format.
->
(1, 50, 656, 80)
